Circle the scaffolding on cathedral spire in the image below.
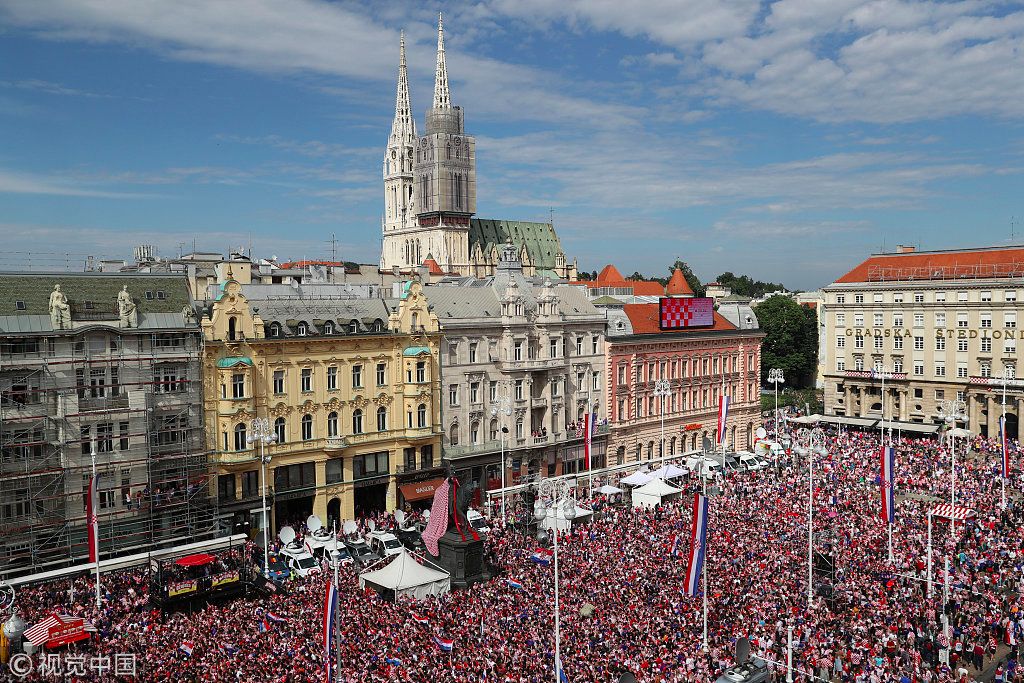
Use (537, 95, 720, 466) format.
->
(433, 13, 451, 109)
(391, 30, 416, 143)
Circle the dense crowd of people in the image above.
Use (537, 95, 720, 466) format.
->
(5, 427, 1023, 682)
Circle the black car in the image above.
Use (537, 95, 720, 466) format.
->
(343, 540, 380, 567)
(396, 528, 425, 552)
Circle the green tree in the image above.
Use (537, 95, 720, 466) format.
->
(754, 296, 819, 387)
(715, 271, 787, 298)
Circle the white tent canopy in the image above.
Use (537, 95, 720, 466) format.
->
(620, 470, 653, 487)
(631, 478, 683, 509)
(358, 549, 450, 601)
(597, 484, 623, 495)
(540, 500, 594, 532)
(649, 463, 688, 479)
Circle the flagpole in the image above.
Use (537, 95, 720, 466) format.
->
(333, 525, 341, 683)
(926, 511, 933, 599)
(91, 441, 100, 610)
(588, 380, 594, 497)
(1002, 371, 1008, 510)
(702, 470, 708, 652)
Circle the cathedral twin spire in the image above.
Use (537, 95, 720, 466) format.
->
(391, 14, 452, 137)
(432, 13, 451, 110)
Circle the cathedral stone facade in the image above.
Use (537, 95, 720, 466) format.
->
(379, 17, 577, 281)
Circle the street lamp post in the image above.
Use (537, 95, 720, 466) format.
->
(768, 369, 785, 441)
(937, 399, 967, 534)
(654, 379, 672, 466)
(533, 478, 576, 683)
(491, 394, 512, 524)
(247, 417, 278, 578)
(804, 427, 826, 606)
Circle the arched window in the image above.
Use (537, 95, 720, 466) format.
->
(274, 417, 286, 444)
(515, 418, 524, 439)
(670, 436, 677, 455)
(327, 411, 338, 438)
(470, 421, 480, 444)
(449, 422, 459, 446)
(489, 419, 498, 440)
(323, 321, 334, 335)
(411, 312, 419, 329)
(233, 423, 247, 451)
(349, 320, 359, 334)
(269, 323, 281, 337)
(228, 317, 238, 341)
(301, 414, 313, 441)
(417, 403, 427, 428)
(352, 409, 363, 435)
(376, 406, 388, 431)
(647, 441, 654, 459)
(297, 321, 307, 337)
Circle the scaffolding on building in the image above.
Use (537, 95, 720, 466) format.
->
(0, 329, 215, 578)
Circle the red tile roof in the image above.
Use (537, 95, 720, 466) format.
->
(597, 264, 624, 283)
(665, 268, 694, 296)
(835, 246, 1024, 284)
(622, 304, 738, 335)
(423, 256, 444, 276)
(571, 264, 666, 296)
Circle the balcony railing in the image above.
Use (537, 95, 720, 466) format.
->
(325, 436, 348, 450)
(78, 394, 130, 412)
(498, 357, 564, 372)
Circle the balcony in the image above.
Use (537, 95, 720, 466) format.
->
(498, 357, 564, 372)
(532, 434, 549, 445)
(78, 394, 130, 412)
(844, 370, 907, 381)
(210, 449, 258, 465)
(445, 440, 501, 460)
(325, 436, 348, 450)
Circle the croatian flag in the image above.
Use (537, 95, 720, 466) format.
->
(258, 618, 269, 633)
(86, 473, 99, 564)
(434, 635, 454, 652)
(670, 534, 682, 558)
(323, 582, 338, 683)
(506, 578, 524, 590)
(717, 395, 731, 444)
(880, 446, 896, 524)
(583, 411, 596, 469)
(266, 612, 288, 624)
(531, 548, 553, 566)
(684, 493, 709, 597)
(1000, 414, 1010, 478)
(557, 656, 570, 683)
(411, 612, 429, 625)
(179, 641, 194, 656)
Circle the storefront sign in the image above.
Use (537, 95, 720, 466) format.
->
(211, 571, 239, 588)
(684, 423, 702, 431)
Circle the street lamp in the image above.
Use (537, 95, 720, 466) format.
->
(247, 417, 278, 578)
(491, 393, 512, 525)
(803, 427, 827, 605)
(937, 399, 967, 534)
(768, 369, 785, 441)
(533, 478, 576, 683)
(653, 379, 672, 466)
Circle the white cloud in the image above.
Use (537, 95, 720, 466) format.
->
(0, 168, 152, 198)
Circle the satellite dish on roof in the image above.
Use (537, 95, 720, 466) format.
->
(736, 636, 750, 665)
(368, 519, 377, 533)
(278, 526, 296, 545)
(306, 515, 322, 533)
(342, 520, 357, 536)
(756, 427, 767, 440)
(394, 509, 406, 528)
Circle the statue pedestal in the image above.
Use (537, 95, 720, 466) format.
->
(436, 531, 488, 589)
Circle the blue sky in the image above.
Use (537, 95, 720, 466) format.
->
(1, 0, 1022, 290)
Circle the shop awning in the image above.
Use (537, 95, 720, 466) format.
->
(399, 478, 446, 503)
(176, 553, 216, 567)
(884, 420, 940, 435)
(819, 415, 879, 428)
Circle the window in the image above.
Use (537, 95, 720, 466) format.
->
(349, 320, 359, 334)
(326, 459, 343, 484)
(981, 362, 991, 378)
(854, 313, 864, 327)
(592, 335, 600, 354)
(957, 338, 968, 352)
(873, 313, 884, 327)
(914, 292, 924, 303)
(913, 388, 923, 398)
(914, 361, 924, 376)
(14, 300, 25, 311)
(981, 313, 992, 328)
(854, 293, 864, 304)
(416, 361, 426, 383)
(94, 423, 112, 453)
(514, 380, 524, 401)
(873, 293, 883, 303)
(352, 365, 363, 388)
(301, 414, 313, 441)
(575, 337, 583, 355)
(935, 312, 946, 328)
(854, 356, 864, 371)
(893, 358, 903, 373)
(375, 363, 386, 386)
(893, 335, 903, 350)
(935, 363, 945, 377)
(836, 294, 845, 304)
(957, 313, 969, 328)
(981, 291, 992, 302)
(935, 389, 944, 400)
(301, 368, 313, 392)
(489, 381, 497, 402)
(1007, 363, 1017, 379)
(957, 291, 968, 302)
(469, 343, 478, 363)
(352, 452, 389, 480)
(232, 373, 245, 399)
(297, 322, 307, 336)
(119, 421, 129, 450)
(549, 338, 558, 358)
(417, 403, 427, 428)
(515, 419, 524, 440)
(957, 363, 968, 378)
(1006, 312, 1017, 329)
(618, 364, 626, 384)
(470, 382, 480, 403)
(470, 421, 480, 444)
(1006, 290, 1017, 302)
(914, 336, 924, 351)
(934, 292, 946, 302)
(874, 335, 884, 350)
(377, 406, 388, 431)
(274, 417, 286, 443)
(913, 313, 924, 328)
(982, 337, 992, 353)
(273, 370, 285, 395)
(593, 371, 600, 390)
(449, 384, 459, 406)
(234, 423, 247, 451)
(893, 312, 904, 327)
(894, 293, 904, 303)
(1006, 338, 1016, 354)
(323, 321, 334, 335)
(352, 409, 363, 434)
(935, 336, 945, 351)
(873, 358, 883, 374)
(854, 336, 864, 350)
(837, 336, 845, 349)
(836, 313, 846, 327)
(514, 341, 523, 361)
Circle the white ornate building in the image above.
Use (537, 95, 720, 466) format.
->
(379, 17, 577, 281)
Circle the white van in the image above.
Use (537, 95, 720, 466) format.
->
(738, 453, 768, 471)
(367, 531, 404, 559)
(466, 509, 491, 534)
(755, 440, 787, 461)
(684, 456, 722, 479)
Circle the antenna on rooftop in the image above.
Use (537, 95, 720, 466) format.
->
(1012, 216, 1018, 244)
(327, 232, 338, 262)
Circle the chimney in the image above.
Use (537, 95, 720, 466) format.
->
(896, 245, 916, 254)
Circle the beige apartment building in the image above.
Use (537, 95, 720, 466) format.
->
(822, 245, 1024, 439)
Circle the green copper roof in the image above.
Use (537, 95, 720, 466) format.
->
(403, 346, 431, 356)
(0, 273, 191, 317)
(217, 356, 254, 368)
(469, 219, 565, 272)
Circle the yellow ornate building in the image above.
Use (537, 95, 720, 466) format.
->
(200, 278, 442, 535)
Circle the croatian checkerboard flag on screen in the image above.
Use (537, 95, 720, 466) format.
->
(880, 446, 896, 524)
(684, 493, 708, 596)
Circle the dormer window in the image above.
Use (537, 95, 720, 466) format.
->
(349, 320, 359, 334)
(515, 303, 523, 316)
(297, 322, 308, 336)
(269, 323, 281, 337)
(374, 320, 384, 332)
(323, 321, 334, 335)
